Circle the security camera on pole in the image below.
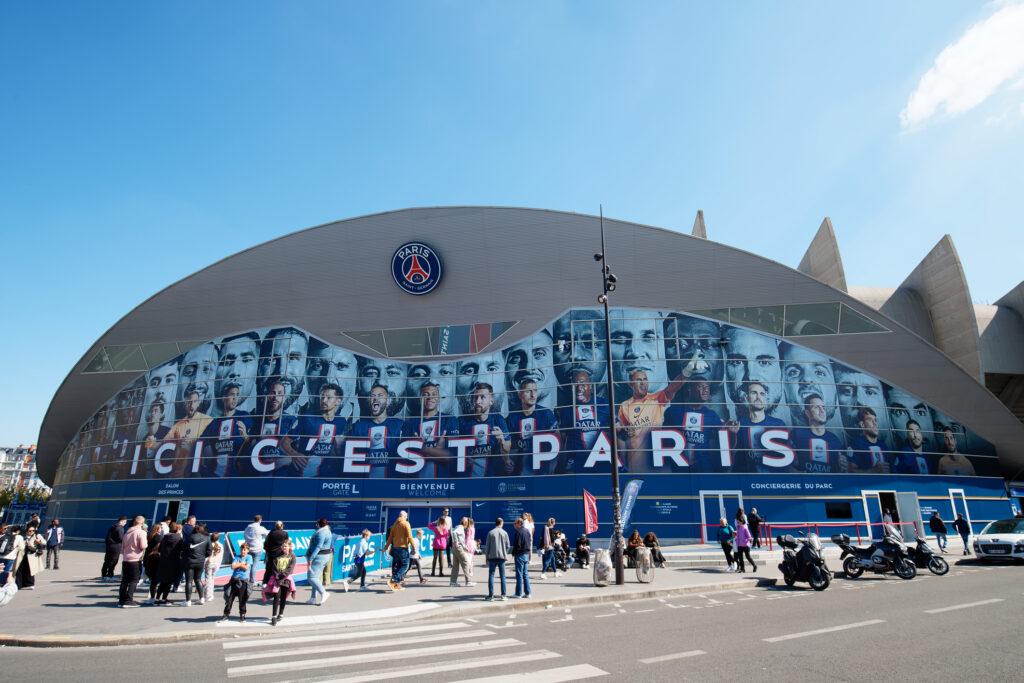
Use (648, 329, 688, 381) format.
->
(594, 206, 625, 586)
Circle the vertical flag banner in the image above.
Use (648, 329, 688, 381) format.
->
(583, 489, 598, 534)
(620, 478, 644, 532)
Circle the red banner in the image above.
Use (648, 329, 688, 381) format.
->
(583, 489, 598, 534)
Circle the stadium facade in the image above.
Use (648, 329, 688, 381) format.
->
(37, 208, 1024, 541)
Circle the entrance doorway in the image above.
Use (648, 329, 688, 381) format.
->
(698, 490, 744, 543)
(152, 499, 188, 527)
(861, 490, 921, 541)
(948, 489, 971, 527)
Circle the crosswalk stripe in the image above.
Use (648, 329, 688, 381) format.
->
(287, 651, 559, 683)
(226, 638, 522, 678)
(450, 664, 609, 682)
(225, 629, 495, 662)
(222, 621, 471, 650)
(639, 649, 706, 664)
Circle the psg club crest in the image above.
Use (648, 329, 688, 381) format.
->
(392, 241, 443, 295)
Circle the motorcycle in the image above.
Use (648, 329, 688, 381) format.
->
(831, 532, 916, 580)
(909, 537, 949, 575)
(777, 532, 831, 591)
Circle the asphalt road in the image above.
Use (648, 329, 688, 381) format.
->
(4, 561, 1020, 682)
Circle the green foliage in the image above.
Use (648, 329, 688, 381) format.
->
(0, 484, 50, 507)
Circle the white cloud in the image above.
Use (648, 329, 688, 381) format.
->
(900, 1, 1024, 129)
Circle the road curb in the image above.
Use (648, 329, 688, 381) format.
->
(0, 577, 769, 648)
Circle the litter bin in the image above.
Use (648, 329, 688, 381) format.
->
(592, 548, 612, 586)
(634, 546, 654, 583)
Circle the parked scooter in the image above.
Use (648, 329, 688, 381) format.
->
(831, 532, 916, 579)
(777, 533, 831, 590)
(909, 537, 949, 575)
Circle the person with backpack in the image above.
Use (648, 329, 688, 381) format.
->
(343, 529, 372, 592)
(44, 519, 64, 569)
(102, 517, 127, 582)
(266, 540, 296, 626)
(539, 517, 559, 578)
(717, 517, 736, 571)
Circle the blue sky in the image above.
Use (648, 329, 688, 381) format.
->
(1, 1, 1022, 446)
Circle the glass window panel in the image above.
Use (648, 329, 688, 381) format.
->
(490, 321, 516, 341)
(176, 341, 207, 355)
(691, 309, 730, 323)
(728, 306, 785, 336)
(341, 330, 388, 356)
(140, 342, 183, 368)
(839, 304, 890, 334)
(433, 325, 471, 355)
(784, 302, 840, 336)
(383, 328, 433, 357)
(105, 345, 149, 372)
(83, 349, 113, 373)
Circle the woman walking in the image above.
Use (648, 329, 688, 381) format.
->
(267, 539, 296, 626)
(428, 516, 449, 577)
(734, 521, 756, 572)
(716, 518, 736, 572)
(204, 532, 225, 603)
(16, 527, 45, 589)
(465, 519, 477, 579)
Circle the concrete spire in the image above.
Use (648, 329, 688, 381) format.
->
(797, 217, 847, 292)
(691, 210, 707, 239)
(898, 234, 982, 381)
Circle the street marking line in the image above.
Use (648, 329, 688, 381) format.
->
(451, 664, 608, 682)
(640, 649, 707, 664)
(224, 629, 496, 662)
(634, 609, 656, 613)
(297, 651, 557, 683)
(594, 613, 617, 618)
(227, 638, 521, 678)
(223, 621, 471, 649)
(924, 599, 1004, 614)
(763, 619, 885, 643)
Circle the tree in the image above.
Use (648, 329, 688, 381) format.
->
(0, 484, 50, 508)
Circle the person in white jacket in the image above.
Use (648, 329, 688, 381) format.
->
(204, 532, 225, 602)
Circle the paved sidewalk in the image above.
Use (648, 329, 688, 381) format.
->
(1, 545, 769, 647)
(2, 536, 969, 647)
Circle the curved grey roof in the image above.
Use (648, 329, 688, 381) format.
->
(37, 207, 1024, 483)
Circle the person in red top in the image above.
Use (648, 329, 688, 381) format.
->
(616, 348, 708, 472)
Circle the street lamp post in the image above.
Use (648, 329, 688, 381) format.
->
(595, 206, 625, 585)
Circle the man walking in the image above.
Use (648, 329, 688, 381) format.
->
(243, 514, 269, 585)
(102, 517, 127, 582)
(484, 517, 510, 601)
(748, 508, 763, 549)
(511, 518, 531, 599)
(385, 511, 413, 591)
(119, 515, 147, 607)
(305, 518, 334, 605)
(44, 519, 64, 569)
(953, 513, 971, 556)
(929, 511, 948, 552)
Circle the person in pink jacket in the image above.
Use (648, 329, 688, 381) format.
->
(428, 516, 449, 577)
(734, 522, 756, 573)
(119, 515, 148, 607)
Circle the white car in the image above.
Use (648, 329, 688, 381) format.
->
(972, 518, 1024, 562)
